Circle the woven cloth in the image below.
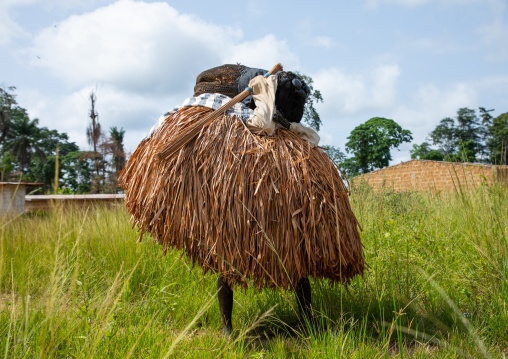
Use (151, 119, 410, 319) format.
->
(145, 78, 319, 147)
(146, 93, 254, 139)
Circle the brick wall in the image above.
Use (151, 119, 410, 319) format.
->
(354, 159, 508, 192)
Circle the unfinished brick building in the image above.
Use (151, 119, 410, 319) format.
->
(355, 159, 508, 192)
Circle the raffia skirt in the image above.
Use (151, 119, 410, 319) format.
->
(119, 107, 364, 290)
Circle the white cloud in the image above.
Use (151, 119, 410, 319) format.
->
(313, 64, 400, 116)
(18, 84, 177, 152)
(390, 82, 477, 143)
(365, 0, 481, 8)
(386, 82, 477, 163)
(38, 0, 112, 10)
(18, 87, 91, 149)
(312, 64, 479, 165)
(224, 34, 299, 70)
(27, 1, 233, 94)
(19, 0, 298, 151)
(310, 64, 401, 154)
(27, 0, 296, 96)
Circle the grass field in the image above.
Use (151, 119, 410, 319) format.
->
(1, 181, 507, 358)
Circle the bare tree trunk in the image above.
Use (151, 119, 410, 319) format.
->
(87, 90, 102, 191)
(503, 140, 507, 165)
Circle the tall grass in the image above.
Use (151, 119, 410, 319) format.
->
(1, 182, 507, 358)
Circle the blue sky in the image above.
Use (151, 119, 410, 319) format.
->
(1, 0, 507, 163)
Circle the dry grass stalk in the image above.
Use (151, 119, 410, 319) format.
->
(119, 107, 364, 290)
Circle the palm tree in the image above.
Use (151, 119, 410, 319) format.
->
(4, 113, 45, 173)
(109, 126, 126, 173)
(0, 86, 17, 143)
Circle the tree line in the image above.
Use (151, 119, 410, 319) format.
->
(323, 107, 507, 177)
(0, 87, 126, 194)
(2, 82, 507, 191)
(410, 107, 508, 165)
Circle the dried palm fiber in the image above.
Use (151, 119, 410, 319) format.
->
(119, 106, 364, 291)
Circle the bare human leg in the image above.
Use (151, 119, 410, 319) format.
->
(217, 276, 233, 335)
(295, 277, 312, 321)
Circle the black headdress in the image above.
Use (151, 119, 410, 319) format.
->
(272, 71, 310, 128)
(193, 65, 310, 128)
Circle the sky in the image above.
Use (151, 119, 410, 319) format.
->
(1, 0, 508, 163)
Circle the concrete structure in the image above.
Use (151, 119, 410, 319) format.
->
(1, 182, 43, 215)
(1, 182, 25, 215)
(355, 160, 508, 192)
(25, 194, 125, 212)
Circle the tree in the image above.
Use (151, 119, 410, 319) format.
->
(344, 117, 412, 175)
(295, 72, 324, 131)
(322, 145, 346, 164)
(340, 157, 363, 177)
(425, 150, 445, 161)
(410, 142, 444, 161)
(0, 85, 103, 192)
(58, 151, 94, 193)
(109, 126, 126, 173)
(1, 87, 22, 179)
(86, 90, 102, 177)
(429, 117, 457, 155)
(428, 108, 487, 162)
(38, 128, 79, 157)
(0, 86, 18, 143)
(457, 139, 476, 162)
(3, 113, 45, 172)
(0, 152, 15, 180)
(410, 142, 432, 159)
(479, 107, 495, 125)
(455, 107, 480, 144)
(28, 130, 81, 192)
(478, 107, 495, 161)
(488, 112, 508, 165)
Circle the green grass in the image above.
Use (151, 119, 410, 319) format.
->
(1, 182, 507, 358)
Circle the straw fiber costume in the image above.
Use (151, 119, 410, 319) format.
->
(119, 64, 364, 335)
